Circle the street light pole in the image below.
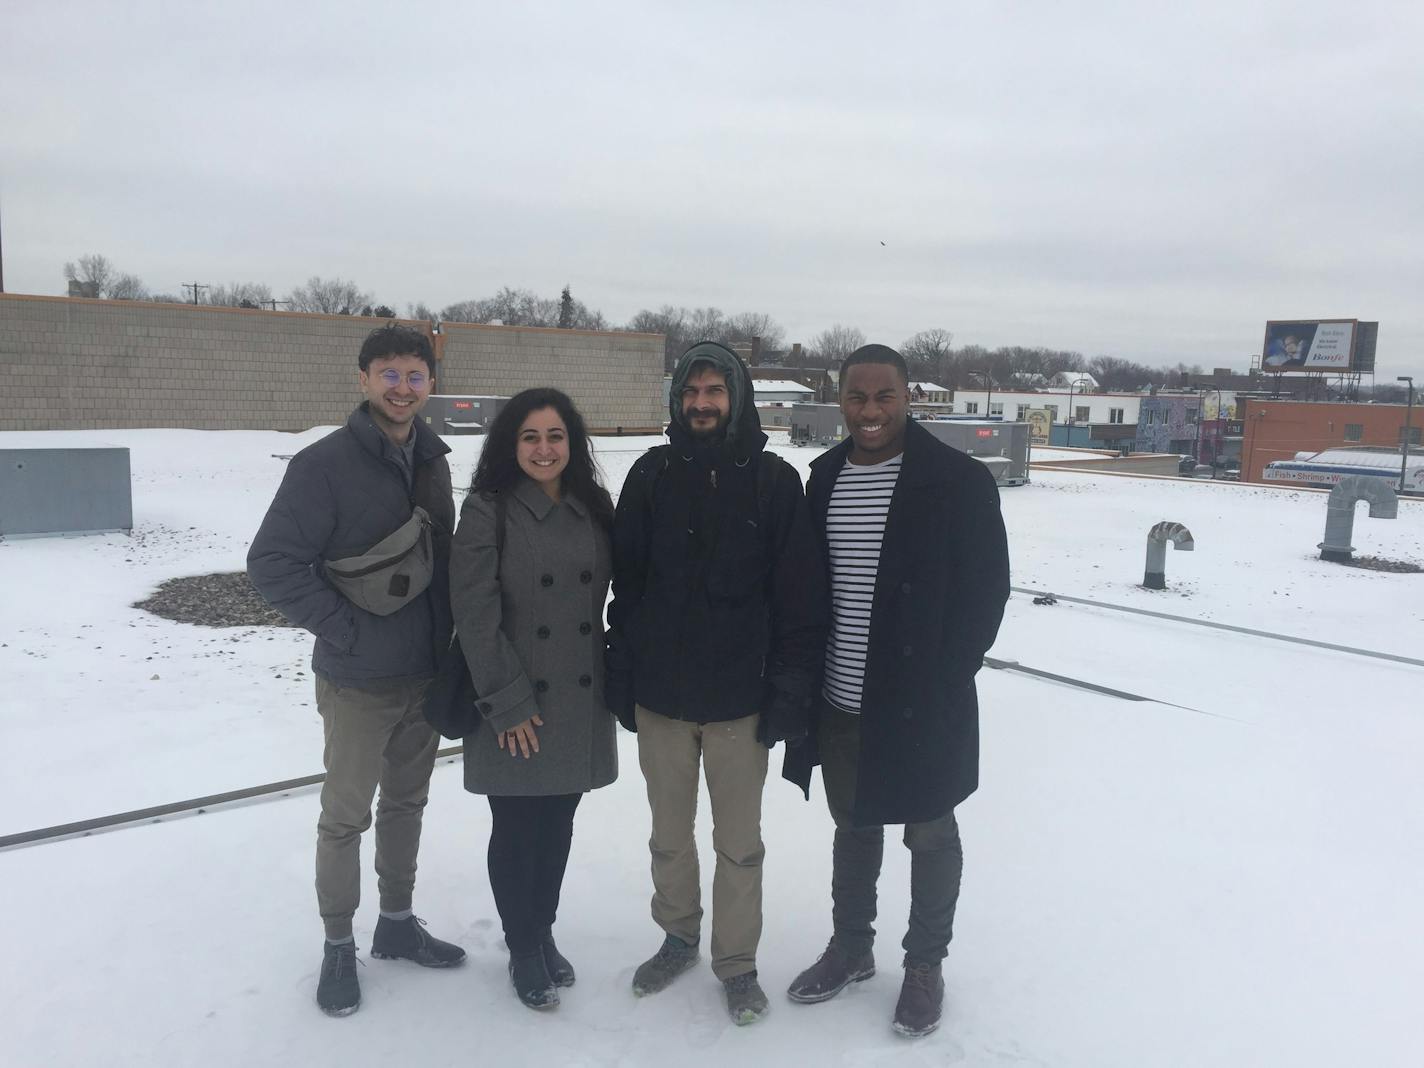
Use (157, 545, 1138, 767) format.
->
(1399, 376, 1416, 494)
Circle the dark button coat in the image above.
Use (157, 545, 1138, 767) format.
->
(450, 477, 617, 797)
(783, 419, 1010, 824)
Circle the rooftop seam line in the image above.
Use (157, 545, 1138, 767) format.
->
(1011, 586, 1424, 669)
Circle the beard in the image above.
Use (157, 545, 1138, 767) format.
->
(685, 408, 729, 439)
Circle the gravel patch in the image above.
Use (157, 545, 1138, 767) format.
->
(133, 572, 298, 628)
(1339, 555, 1424, 574)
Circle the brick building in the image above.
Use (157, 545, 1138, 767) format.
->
(1239, 399, 1420, 484)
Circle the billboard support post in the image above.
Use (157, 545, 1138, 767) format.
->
(1400, 376, 1416, 495)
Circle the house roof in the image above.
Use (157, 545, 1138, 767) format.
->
(910, 381, 952, 393)
(752, 380, 815, 393)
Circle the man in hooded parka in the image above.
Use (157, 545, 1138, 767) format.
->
(605, 342, 828, 1025)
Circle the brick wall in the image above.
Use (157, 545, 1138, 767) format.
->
(0, 294, 665, 433)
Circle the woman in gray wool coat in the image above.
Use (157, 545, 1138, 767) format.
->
(449, 387, 617, 1011)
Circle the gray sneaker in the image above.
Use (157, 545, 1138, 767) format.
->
(631, 934, 699, 996)
(723, 971, 770, 1025)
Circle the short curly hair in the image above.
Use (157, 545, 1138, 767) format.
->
(358, 323, 435, 376)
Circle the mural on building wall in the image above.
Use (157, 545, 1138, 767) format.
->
(1135, 396, 1200, 454)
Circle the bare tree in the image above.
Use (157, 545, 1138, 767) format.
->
(810, 324, 866, 365)
(441, 286, 607, 330)
(626, 305, 689, 371)
(106, 273, 150, 301)
(206, 282, 274, 308)
(63, 254, 149, 299)
(441, 287, 557, 326)
(287, 276, 373, 315)
(407, 302, 437, 322)
(724, 311, 786, 352)
(901, 328, 955, 381)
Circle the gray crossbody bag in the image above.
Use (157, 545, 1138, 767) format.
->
(323, 506, 434, 616)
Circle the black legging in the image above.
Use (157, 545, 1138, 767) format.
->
(486, 793, 583, 955)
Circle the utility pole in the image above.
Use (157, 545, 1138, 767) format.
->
(0, 192, 6, 292)
(182, 282, 209, 305)
(262, 298, 290, 312)
(1400, 376, 1416, 494)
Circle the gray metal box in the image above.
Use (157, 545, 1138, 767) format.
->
(0, 448, 134, 537)
(420, 395, 510, 436)
(917, 419, 1029, 486)
(788, 403, 847, 446)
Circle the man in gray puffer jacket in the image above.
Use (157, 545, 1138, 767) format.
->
(248, 324, 464, 1018)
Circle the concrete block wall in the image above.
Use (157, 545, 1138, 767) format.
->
(438, 322, 665, 432)
(0, 294, 665, 433)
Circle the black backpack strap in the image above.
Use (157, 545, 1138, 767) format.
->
(755, 451, 781, 532)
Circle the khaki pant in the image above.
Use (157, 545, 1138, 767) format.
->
(315, 674, 438, 941)
(635, 705, 768, 980)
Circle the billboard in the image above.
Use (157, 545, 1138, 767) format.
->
(1261, 319, 1374, 372)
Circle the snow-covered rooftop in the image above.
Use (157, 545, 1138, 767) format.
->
(752, 380, 815, 393)
(1, 426, 1419, 1066)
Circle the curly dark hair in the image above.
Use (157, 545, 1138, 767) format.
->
(358, 323, 435, 376)
(470, 388, 614, 528)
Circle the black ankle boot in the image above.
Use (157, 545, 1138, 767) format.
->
(541, 931, 575, 988)
(509, 950, 559, 1009)
(370, 915, 466, 968)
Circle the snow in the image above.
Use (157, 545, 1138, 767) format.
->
(1, 427, 1422, 1067)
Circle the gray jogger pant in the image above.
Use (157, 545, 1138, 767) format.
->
(635, 705, 768, 980)
(315, 674, 438, 942)
(818, 701, 963, 964)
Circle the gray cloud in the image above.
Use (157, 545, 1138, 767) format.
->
(2, 0, 1420, 375)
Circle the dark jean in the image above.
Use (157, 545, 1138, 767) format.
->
(818, 700, 963, 964)
(486, 793, 583, 955)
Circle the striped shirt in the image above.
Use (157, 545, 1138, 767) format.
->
(821, 454, 902, 713)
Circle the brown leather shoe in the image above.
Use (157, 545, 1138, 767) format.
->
(787, 941, 876, 1004)
(892, 956, 944, 1037)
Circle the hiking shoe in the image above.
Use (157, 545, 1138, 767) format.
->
(892, 956, 944, 1037)
(509, 950, 560, 1010)
(723, 970, 770, 1025)
(370, 914, 466, 968)
(631, 934, 699, 996)
(787, 941, 876, 1003)
(316, 940, 361, 1017)
(541, 932, 575, 988)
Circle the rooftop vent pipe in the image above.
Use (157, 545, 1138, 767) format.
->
(1143, 521, 1194, 589)
(1318, 476, 1398, 562)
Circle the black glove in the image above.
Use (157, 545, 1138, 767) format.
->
(756, 690, 808, 749)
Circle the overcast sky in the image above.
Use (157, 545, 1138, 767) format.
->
(3, 1, 1421, 378)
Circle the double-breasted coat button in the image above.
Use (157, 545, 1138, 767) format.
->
(478, 701, 492, 715)
(535, 680, 549, 694)
(540, 573, 554, 587)
(902, 706, 914, 719)
(578, 621, 592, 636)
(578, 674, 592, 688)
(902, 644, 913, 657)
(900, 581, 913, 594)
(537, 625, 551, 639)
(579, 570, 592, 584)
